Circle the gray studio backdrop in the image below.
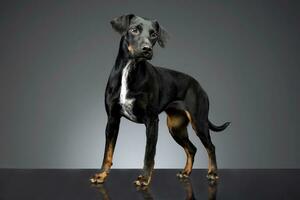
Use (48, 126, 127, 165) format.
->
(0, 0, 299, 169)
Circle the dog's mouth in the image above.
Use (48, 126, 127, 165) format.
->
(131, 50, 153, 60)
(141, 51, 153, 60)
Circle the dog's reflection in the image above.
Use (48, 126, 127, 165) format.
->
(178, 178, 218, 200)
(92, 178, 217, 200)
(92, 183, 154, 200)
(136, 186, 154, 200)
(207, 180, 218, 200)
(178, 178, 196, 200)
(92, 184, 111, 200)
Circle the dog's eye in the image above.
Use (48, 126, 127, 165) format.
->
(150, 32, 158, 39)
(129, 28, 139, 35)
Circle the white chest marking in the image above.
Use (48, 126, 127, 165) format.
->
(120, 60, 137, 121)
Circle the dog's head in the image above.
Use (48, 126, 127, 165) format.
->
(110, 14, 169, 60)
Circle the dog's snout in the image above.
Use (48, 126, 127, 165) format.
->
(141, 45, 153, 59)
(142, 45, 152, 52)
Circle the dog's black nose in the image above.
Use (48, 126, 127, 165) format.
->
(142, 45, 152, 52)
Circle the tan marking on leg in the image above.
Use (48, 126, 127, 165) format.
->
(206, 148, 217, 174)
(167, 114, 186, 130)
(95, 171, 108, 178)
(91, 142, 115, 184)
(207, 149, 212, 173)
(183, 148, 193, 174)
(166, 111, 195, 177)
(90, 171, 109, 183)
(103, 143, 114, 171)
(134, 170, 153, 186)
(206, 148, 219, 180)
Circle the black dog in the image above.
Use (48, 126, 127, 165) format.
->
(90, 14, 230, 186)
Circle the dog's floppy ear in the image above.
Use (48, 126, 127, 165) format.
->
(154, 20, 169, 48)
(110, 14, 135, 34)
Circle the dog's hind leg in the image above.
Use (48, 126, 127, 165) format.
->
(189, 113, 219, 180)
(165, 103, 197, 178)
(184, 86, 219, 180)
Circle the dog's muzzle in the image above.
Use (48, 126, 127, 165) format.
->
(141, 45, 153, 59)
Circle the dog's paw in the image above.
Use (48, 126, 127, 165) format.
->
(90, 172, 108, 184)
(176, 171, 190, 179)
(206, 172, 219, 180)
(133, 175, 150, 187)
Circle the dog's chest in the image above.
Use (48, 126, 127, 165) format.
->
(119, 61, 137, 121)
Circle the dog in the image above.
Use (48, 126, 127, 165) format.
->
(90, 14, 230, 186)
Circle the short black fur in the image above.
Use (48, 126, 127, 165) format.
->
(90, 14, 230, 186)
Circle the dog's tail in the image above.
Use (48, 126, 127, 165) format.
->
(208, 120, 230, 132)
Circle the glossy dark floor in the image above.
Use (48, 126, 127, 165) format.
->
(0, 169, 299, 200)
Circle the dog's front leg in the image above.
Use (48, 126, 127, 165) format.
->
(134, 116, 159, 187)
(90, 115, 120, 184)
